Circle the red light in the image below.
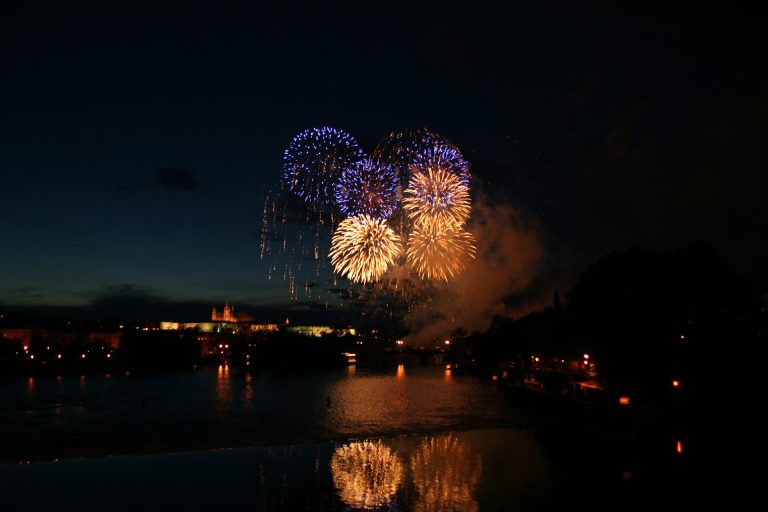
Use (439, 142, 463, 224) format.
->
(619, 396, 631, 405)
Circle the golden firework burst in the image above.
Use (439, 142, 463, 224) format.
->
(329, 214, 401, 284)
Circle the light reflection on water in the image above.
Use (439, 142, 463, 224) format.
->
(0, 365, 521, 462)
(215, 364, 232, 416)
(410, 434, 482, 512)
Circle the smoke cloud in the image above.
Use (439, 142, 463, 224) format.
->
(404, 195, 545, 343)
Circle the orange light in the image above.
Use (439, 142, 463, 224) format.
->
(445, 364, 451, 370)
(676, 440, 683, 453)
(672, 379, 680, 388)
(619, 396, 631, 405)
(491, 375, 498, 381)
(444, 339, 450, 345)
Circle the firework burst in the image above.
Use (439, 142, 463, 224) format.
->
(330, 214, 401, 284)
(283, 127, 365, 205)
(266, 127, 477, 309)
(373, 128, 470, 188)
(403, 167, 471, 228)
(412, 139, 470, 186)
(407, 222, 476, 281)
(372, 128, 437, 189)
(335, 158, 399, 218)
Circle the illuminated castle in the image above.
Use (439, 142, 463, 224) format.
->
(211, 302, 253, 322)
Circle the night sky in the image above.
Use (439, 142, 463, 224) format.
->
(2, 1, 765, 323)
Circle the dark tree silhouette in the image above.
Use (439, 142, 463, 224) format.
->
(566, 241, 761, 402)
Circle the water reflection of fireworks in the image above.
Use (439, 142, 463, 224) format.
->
(410, 435, 483, 512)
(331, 440, 404, 510)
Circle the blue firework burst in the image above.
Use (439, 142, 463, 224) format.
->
(283, 127, 365, 205)
(335, 158, 399, 219)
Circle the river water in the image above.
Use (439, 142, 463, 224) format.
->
(0, 364, 754, 510)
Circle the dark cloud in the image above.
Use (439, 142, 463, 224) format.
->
(7, 286, 47, 299)
(154, 168, 201, 191)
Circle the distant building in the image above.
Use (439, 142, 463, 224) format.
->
(160, 321, 279, 334)
(286, 325, 357, 337)
(159, 308, 355, 338)
(211, 302, 253, 323)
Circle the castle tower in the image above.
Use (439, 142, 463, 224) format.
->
(224, 302, 234, 322)
(212, 302, 243, 322)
